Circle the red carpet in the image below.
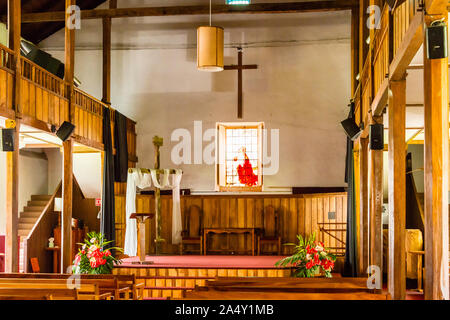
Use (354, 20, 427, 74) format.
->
(118, 255, 289, 269)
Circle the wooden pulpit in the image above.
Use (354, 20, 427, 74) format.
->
(130, 213, 155, 265)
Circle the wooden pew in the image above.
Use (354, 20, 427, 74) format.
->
(0, 273, 144, 300)
(203, 277, 372, 293)
(183, 289, 390, 300)
(0, 278, 125, 300)
(0, 284, 109, 300)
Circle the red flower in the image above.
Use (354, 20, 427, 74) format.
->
(305, 261, 314, 269)
(81, 250, 86, 255)
(104, 250, 111, 257)
(89, 257, 98, 268)
(314, 254, 320, 265)
(74, 254, 81, 266)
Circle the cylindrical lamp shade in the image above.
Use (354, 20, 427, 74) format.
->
(197, 26, 224, 72)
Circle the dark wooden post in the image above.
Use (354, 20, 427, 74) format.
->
(369, 115, 383, 291)
(358, 137, 369, 276)
(5, 0, 21, 274)
(423, 8, 449, 300)
(61, 0, 76, 272)
(387, 78, 406, 300)
(102, 0, 117, 105)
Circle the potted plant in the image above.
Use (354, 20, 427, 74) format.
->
(72, 231, 122, 274)
(275, 233, 336, 278)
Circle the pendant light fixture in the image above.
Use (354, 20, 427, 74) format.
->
(197, 0, 224, 72)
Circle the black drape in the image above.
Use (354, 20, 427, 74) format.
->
(101, 107, 116, 247)
(343, 108, 358, 277)
(114, 111, 129, 183)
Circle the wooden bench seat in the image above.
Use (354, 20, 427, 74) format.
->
(0, 273, 144, 300)
(0, 283, 110, 300)
(183, 289, 389, 300)
(203, 277, 371, 293)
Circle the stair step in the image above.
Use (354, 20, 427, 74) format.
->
(24, 206, 46, 212)
(18, 223, 34, 230)
(138, 276, 215, 280)
(143, 297, 169, 300)
(20, 211, 42, 218)
(18, 230, 29, 237)
(31, 195, 52, 201)
(27, 200, 48, 207)
(19, 217, 37, 224)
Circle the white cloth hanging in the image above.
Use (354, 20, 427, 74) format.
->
(124, 168, 183, 256)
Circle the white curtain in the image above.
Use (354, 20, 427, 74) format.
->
(124, 168, 183, 256)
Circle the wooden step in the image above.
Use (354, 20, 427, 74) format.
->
(27, 200, 48, 207)
(18, 230, 29, 237)
(23, 206, 46, 212)
(18, 223, 34, 230)
(20, 212, 42, 219)
(19, 217, 37, 224)
(31, 195, 52, 201)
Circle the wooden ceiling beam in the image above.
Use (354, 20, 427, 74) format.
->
(19, 1, 357, 23)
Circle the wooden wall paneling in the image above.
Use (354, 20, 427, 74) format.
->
(42, 90, 49, 123)
(29, 83, 35, 118)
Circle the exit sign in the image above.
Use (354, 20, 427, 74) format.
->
(226, 0, 250, 4)
(95, 198, 102, 207)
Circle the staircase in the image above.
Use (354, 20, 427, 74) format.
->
(18, 194, 52, 272)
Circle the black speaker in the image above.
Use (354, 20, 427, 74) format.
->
(56, 121, 75, 142)
(341, 117, 362, 141)
(369, 123, 384, 150)
(0, 128, 15, 152)
(426, 21, 448, 59)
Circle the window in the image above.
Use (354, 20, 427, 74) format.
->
(216, 122, 263, 191)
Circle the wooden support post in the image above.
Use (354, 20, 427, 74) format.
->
(423, 12, 449, 300)
(61, 0, 76, 272)
(5, 120, 19, 273)
(8, 0, 21, 116)
(5, 0, 21, 274)
(153, 136, 164, 255)
(102, 0, 116, 105)
(369, 115, 383, 290)
(351, 7, 359, 95)
(387, 78, 406, 300)
(65, 0, 76, 122)
(358, 137, 369, 276)
(61, 139, 73, 273)
(61, 139, 73, 272)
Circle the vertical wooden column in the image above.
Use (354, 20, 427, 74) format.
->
(5, 0, 21, 273)
(423, 11, 449, 300)
(387, 78, 406, 300)
(351, 7, 359, 95)
(369, 116, 383, 289)
(102, 0, 116, 105)
(8, 0, 21, 116)
(61, 0, 76, 272)
(5, 121, 19, 273)
(61, 140, 73, 272)
(358, 137, 369, 276)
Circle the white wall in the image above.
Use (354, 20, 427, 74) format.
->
(45, 149, 62, 194)
(41, 10, 351, 191)
(73, 153, 102, 199)
(18, 153, 49, 211)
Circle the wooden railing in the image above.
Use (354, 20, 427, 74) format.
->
(393, 0, 420, 57)
(353, 83, 361, 127)
(0, 44, 14, 112)
(23, 183, 61, 273)
(20, 56, 70, 125)
(372, 4, 390, 99)
(0, 44, 14, 71)
(359, 53, 372, 126)
(73, 88, 104, 144)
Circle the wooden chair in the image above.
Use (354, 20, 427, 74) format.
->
(257, 206, 281, 255)
(179, 205, 203, 255)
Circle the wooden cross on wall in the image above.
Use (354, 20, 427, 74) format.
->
(224, 47, 258, 119)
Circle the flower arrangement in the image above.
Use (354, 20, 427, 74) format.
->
(72, 231, 122, 274)
(275, 233, 336, 278)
